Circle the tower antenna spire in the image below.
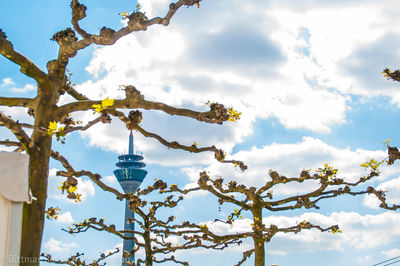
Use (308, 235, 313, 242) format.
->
(129, 130, 134, 155)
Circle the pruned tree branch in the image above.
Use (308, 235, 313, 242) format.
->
(382, 68, 400, 83)
(56, 85, 236, 125)
(0, 139, 20, 147)
(50, 150, 126, 200)
(107, 106, 247, 169)
(0, 29, 47, 83)
(0, 139, 22, 152)
(235, 249, 254, 266)
(62, 83, 90, 101)
(0, 96, 34, 108)
(153, 256, 188, 266)
(48, 0, 202, 79)
(64, 117, 101, 134)
(0, 112, 33, 153)
(69, 0, 201, 48)
(387, 145, 400, 165)
(40, 247, 119, 266)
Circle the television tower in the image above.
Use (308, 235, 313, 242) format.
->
(114, 130, 147, 265)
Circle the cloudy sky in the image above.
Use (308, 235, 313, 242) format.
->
(2, 0, 400, 265)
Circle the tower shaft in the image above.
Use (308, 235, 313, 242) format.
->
(129, 130, 134, 155)
(122, 200, 135, 265)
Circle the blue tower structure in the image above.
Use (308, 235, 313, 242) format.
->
(114, 130, 147, 265)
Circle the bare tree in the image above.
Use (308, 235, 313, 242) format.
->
(0, 1, 245, 265)
(188, 159, 400, 266)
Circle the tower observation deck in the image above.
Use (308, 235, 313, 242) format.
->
(114, 130, 147, 265)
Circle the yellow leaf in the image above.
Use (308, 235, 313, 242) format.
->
(68, 186, 77, 193)
(74, 194, 82, 203)
(195, 2, 200, 7)
(101, 97, 114, 109)
(92, 104, 102, 114)
(136, 4, 140, 9)
(48, 121, 58, 132)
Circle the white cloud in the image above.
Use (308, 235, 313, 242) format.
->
(72, 0, 378, 165)
(68, 0, 400, 171)
(138, 0, 169, 18)
(1, 77, 15, 87)
(0, 145, 15, 152)
(381, 248, 400, 258)
(182, 137, 392, 194)
(267, 250, 286, 256)
(43, 238, 77, 253)
(49, 168, 59, 178)
(103, 175, 118, 186)
(357, 256, 372, 263)
(57, 211, 74, 224)
(206, 219, 253, 235)
(11, 84, 35, 93)
(0, 77, 35, 92)
(0, 106, 33, 124)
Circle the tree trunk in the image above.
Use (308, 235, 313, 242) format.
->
(20, 82, 56, 265)
(253, 236, 265, 266)
(252, 205, 265, 266)
(144, 221, 153, 266)
(20, 140, 51, 265)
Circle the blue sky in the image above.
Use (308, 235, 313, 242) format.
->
(1, 0, 400, 265)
